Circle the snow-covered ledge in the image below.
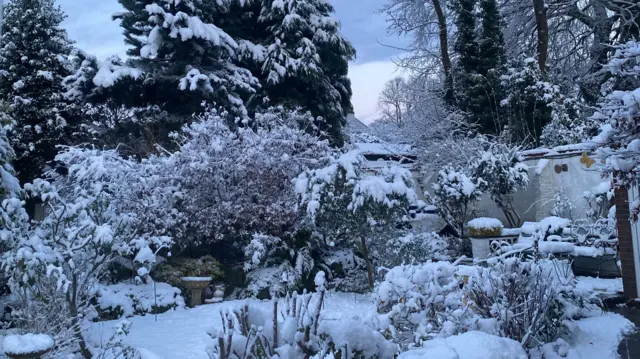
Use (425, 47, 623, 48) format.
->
(468, 218, 504, 260)
(181, 277, 212, 307)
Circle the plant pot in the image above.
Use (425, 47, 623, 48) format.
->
(470, 236, 500, 260)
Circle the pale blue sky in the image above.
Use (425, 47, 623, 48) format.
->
(58, 0, 405, 123)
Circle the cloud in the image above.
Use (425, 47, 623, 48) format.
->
(348, 60, 405, 124)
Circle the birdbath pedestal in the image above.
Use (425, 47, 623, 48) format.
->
(3, 333, 54, 359)
(181, 277, 212, 307)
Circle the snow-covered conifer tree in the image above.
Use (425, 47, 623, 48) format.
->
(115, 0, 259, 121)
(0, 0, 75, 184)
(221, 0, 355, 146)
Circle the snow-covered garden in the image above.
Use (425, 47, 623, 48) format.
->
(1, 0, 640, 358)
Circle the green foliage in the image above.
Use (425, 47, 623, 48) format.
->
(154, 256, 225, 288)
(0, 0, 77, 184)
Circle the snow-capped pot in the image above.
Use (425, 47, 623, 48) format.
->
(3, 333, 54, 359)
(468, 217, 504, 237)
(468, 218, 504, 259)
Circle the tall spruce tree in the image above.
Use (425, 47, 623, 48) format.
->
(0, 0, 75, 184)
(115, 0, 260, 121)
(225, 0, 356, 146)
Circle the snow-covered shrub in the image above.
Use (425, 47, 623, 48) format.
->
(427, 165, 484, 237)
(170, 107, 333, 247)
(551, 187, 576, 219)
(90, 282, 185, 320)
(469, 257, 597, 348)
(468, 217, 504, 237)
(1, 179, 172, 359)
(375, 256, 597, 351)
(471, 142, 529, 227)
(318, 248, 370, 293)
(93, 320, 143, 359)
(207, 272, 397, 359)
(592, 41, 640, 200)
(376, 232, 450, 268)
(296, 150, 419, 290)
(582, 181, 614, 222)
(374, 261, 474, 347)
(242, 233, 314, 299)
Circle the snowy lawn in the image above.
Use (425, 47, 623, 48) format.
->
(86, 292, 375, 358)
(85, 291, 634, 359)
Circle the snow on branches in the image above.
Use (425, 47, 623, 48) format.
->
(295, 150, 419, 289)
(471, 142, 529, 227)
(593, 41, 640, 189)
(170, 107, 332, 244)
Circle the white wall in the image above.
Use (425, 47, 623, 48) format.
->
(475, 154, 609, 226)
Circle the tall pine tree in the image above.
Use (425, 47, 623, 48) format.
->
(222, 0, 356, 146)
(0, 0, 75, 184)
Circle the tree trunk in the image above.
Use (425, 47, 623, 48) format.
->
(69, 277, 92, 359)
(531, 0, 549, 73)
(432, 0, 453, 98)
(360, 236, 374, 290)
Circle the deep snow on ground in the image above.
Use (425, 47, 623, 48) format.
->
(85, 290, 635, 359)
(86, 292, 376, 358)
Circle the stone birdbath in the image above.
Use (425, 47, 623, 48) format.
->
(181, 276, 212, 307)
(3, 333, 54, 359)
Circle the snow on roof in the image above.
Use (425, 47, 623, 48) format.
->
(520, 143, 596, 159)
(346, 113, 371, 134)
(354, 142, 414, 156)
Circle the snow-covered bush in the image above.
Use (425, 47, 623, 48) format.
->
(593, 41, 640, 201)
(242, 233, 314, 298)
(428, 165, 484, 237)
(471, 142, 529, 227)
(376, 231, 450, 268)
(318, 247, 370, 293)
(295, 151, 419, 289)
(469, 257, 597, 348)
(207, 272, 397, 359)
(1, 179, 172, 358)
(374, 261, 473, 347)
(375, 257, 597, 351)
(90, 282, 185, 320)
(170, 107, 333, 246)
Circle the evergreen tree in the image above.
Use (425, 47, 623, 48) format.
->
(450, 0, 506, 136)
(227, 0, 356, 146)
(0, 0, 75, 184)
(478, 0, 505, 76)
(114, 0, 260, 121)
(476, 0, 506, 133)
